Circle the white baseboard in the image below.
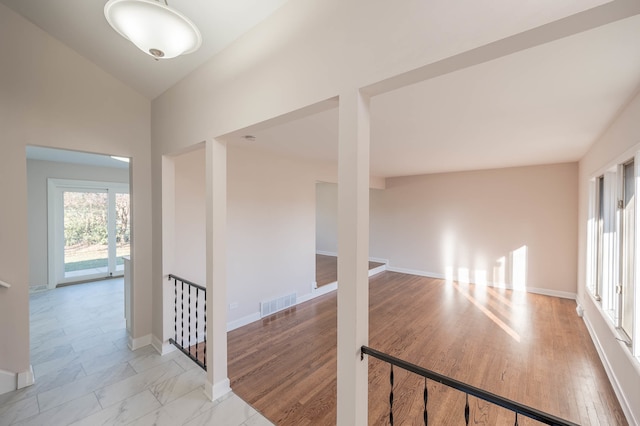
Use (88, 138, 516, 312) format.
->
(227, 312, 261, 332)
(525, 286, 576, 300)
(17, 366, 34, 389)
(227, 255, 386, 330)
(315, 253, 388, 280)
(227, 282, 341, 330)
(204, 378, 231, 401)
(386, 266, 576, 299)
(582, 311, 637, 426)
(0, 366, 35, 396)
(369, 264, 386, 277)
(152, 335, 177, 355)
(316, 251, 389, 266)
(128, 334, 152, 351)
(0, 369, 15, 396)
(386, 266, 445, 279)
(299, 281, 338, 304)
(257, 258, 387, 317)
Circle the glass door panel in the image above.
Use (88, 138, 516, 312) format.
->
(63, 190, 109, 279)
(621, 161, 635, 339)
(115, 192, 131, 272)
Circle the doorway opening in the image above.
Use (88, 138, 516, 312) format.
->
(25, 145, 134, 399)
(314, 181, 385, 289)
(25, 146, 130, 289)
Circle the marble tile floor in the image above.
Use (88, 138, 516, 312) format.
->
(0, 279, 273, 426)
(63, 267, 110, 279)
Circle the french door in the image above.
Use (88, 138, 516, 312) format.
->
(48, 179, 130, 287)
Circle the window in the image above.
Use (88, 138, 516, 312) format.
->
(591, 171, 619, 321)
(48, 179, 130, 287)
(588, 175, 604, 300)
(587, 155, 639, 358)
(621, 160, 635, 342)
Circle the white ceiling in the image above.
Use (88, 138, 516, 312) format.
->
(229, 14, 640, 178)
(0, 0, 289, 99)
(5, 1, 640, 178)
(26, 146, 130, 170)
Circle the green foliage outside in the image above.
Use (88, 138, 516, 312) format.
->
(64, 257, 125, 272)
(63, 191, 130, 273)
(63, 191, 130, 248)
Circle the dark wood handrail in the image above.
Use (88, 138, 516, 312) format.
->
(361, 345, 579, 426)
(168, 274, 206, 291)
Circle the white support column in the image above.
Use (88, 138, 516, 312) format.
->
(204, 138, 231, 400)
(337, 90, 370, 425)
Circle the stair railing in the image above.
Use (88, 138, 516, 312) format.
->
(0, 279, 10, 288)
(361, 345, 579, 426)
(168, 274, 206, 370)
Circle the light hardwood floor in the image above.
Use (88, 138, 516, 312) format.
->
(4, 274, 626, 425)
(228, 272, 627, 425)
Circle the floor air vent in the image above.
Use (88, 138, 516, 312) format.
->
(261, 293, 297, 318)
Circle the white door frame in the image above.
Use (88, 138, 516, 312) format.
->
(47, 178, 129, 288)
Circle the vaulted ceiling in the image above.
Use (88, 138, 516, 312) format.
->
(5, 0, 640, 177)
(0, 0, 289, 99)
(228, 13, 640, 177)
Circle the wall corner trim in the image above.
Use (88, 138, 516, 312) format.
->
(582, 311, 637, 425)
(151, 335, 177, 355)
(17, 366, 34, 389)
(204, 378, 231, 402)
(128, 334, 153, 351)
(0, 366, 35, 396)
(0, 370, 16, 396)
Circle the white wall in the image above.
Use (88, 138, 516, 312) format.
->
(165, 148, 206, 347)
(317, 164, 579, 296)
(26, 159, 129, 288)
(315, 182, 338, 254)
(226, 145, 317, 324)
(370, 163, 578, 296)
(172, 150, 206, 285)
(0, 3, 151, 380)
(163, 144, 319, 328)
(578, 88, 640, 424)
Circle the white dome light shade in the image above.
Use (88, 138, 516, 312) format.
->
(104, 0, 202, 59)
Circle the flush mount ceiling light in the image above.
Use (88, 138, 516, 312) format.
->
(104, 0, 202, 60)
